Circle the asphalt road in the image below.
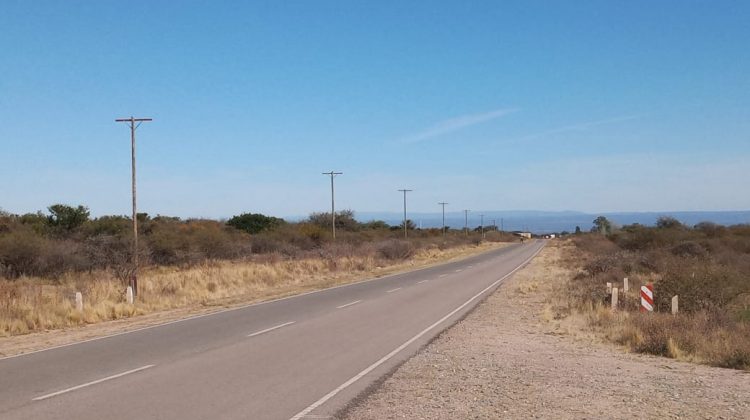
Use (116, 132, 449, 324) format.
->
(0, 240, 545, 420)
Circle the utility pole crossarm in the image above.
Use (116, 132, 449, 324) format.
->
(115, 118, 153, 123)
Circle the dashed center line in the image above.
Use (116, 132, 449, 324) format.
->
(438, 274, 448, 278)
(247, 321, 296, 338)
(336, 300, 362, 309)
(417, 280, 428, 284)
(455, 269, 463, 272)
(32, 364, 155, 401)
(386, 287, 402, 293)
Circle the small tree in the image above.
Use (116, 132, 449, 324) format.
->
(308, 210, 359, 232)
(226, 213, 285, 234)
(574, 226, 582, 234)
(362, 220, 390, 230)
(592, 216, 612, 235)
(656, 216, 683, 229)
(399, 219, 417, 231)
(47, 204, 90, 232)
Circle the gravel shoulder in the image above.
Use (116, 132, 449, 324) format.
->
(342, 242, 750, 419)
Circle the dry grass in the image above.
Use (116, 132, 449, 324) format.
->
(549, 237, 750, 370)
(0, 241, 505, 337)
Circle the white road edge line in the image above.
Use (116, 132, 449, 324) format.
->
(336, 300, 362, 309)
(0, 242, 530, 362)
(386, 288, 402, 293)
(417, 280, 428, 284)
(247, 321, 296, 338)
(32, 364, 155, 401)
(289, 243, 545, 420)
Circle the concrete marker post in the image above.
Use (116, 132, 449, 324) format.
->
(611, 287, 619, 310)
(623, 277, 629, 293)
(126, 286, 134, 304)
(606, 282, 612, 294)
(672, 295, 679, 315)
(75, 292, 83, 312)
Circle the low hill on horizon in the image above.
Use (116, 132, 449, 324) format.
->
(340, 210, 750, 233)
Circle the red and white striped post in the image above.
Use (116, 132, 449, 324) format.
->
(640, 283, 654, 312)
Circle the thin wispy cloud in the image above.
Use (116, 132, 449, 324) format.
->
(507, 114, 642, 143)
(402, 108, 517, 143)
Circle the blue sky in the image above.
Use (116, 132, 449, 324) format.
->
(1, 1, 748, 219)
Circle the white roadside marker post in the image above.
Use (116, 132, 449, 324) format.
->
(606, 282, 612, 294)
(623, 277, 629, 293)
(75, 292, 83, 312)
(126, 286, 134, 304)
(611, 287, 619, 311)
(672, 295, 679, 315)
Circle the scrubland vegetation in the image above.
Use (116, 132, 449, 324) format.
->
(0, 205, 516, 337)
(561, 217, 750, 370)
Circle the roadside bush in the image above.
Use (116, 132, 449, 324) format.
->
(83, 235, 134, 281)
(0, 228, 48, 278)
(631, 311, 750, 369)
(47, 204, 90, 234)
(250, 236, 284, 255)
(570, 220, 750, 371)
(694, 221, 726, 238)
(656, 216, 684, 229)
(670, 241, 707, 258)
(657, 261, 747, 312)
(226, 213, 285, 234)
(308, 210, 360, 232)
(146, 219, 248, 265)
(85, 216, 131, 236)
(377, 239, 414, 260)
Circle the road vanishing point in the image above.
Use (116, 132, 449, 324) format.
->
(0, 240, 545, 420)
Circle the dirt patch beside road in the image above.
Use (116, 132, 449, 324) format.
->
(343, 242, 750, 419)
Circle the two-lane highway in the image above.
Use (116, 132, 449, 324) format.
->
(0, 240, 545, 419)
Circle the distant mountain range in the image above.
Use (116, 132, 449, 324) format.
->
(340, 210, 750, 234)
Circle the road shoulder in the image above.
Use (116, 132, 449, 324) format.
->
(341, 242, 750, 419)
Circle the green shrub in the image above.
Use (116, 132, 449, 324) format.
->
(47, 204, 90, 233)
(226, 213, 285, 234)
(0, 228, 48, 278)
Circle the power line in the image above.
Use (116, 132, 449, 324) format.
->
(115, 116, 152, 298)
(322, 171, 342, 239)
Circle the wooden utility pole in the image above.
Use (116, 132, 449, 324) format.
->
(322, 171, 342, 239)
(398, 189, 413, 238)
(438, 202, 448, 236)
(115, 116, 152, 298)
(464, 209, 470, 236)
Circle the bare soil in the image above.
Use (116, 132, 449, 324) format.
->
(343, 242, 750, 419)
